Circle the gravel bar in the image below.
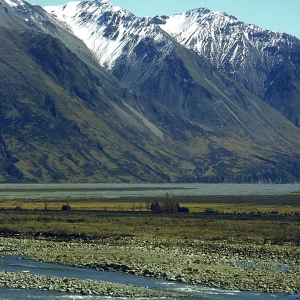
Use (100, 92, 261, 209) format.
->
(0, 271, 178, 297)
(0, 236, 300, 295)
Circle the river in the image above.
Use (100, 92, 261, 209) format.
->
(0, 256, 299, 299)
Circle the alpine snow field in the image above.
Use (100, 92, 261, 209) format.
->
(0, 0, 300, 183)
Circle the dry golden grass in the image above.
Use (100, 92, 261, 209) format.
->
(0, 195, 299, 244)
(0, 200, 148, 212)
(186, 203, 300, 214)
(1, 195, 299, 215)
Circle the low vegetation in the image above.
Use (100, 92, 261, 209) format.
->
(150, 193, 190, 213)
(0, 194, 299, 245)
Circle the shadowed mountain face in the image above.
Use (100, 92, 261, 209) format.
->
(1, 0, 300, 183)
(0, 27, 184, 183)
(155, 9, 300, 127)
(263, 48, 300, 126)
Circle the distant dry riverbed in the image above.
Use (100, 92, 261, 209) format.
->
(1, 183, 300, 200)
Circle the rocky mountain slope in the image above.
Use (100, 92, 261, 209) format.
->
(46, 2, 300, 127)
(1, 0, 300, 183)
(0, 26, 179, 183)
(156, 9, 300, 126)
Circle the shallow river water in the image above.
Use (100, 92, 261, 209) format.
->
(0, 256, 299, 300)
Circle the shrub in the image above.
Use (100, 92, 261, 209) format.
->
(150, 194, 189, 214)
(205, 207, 215, 214)
(62, 204, 71, 211)
(177, 205, 190, 213)
(150, 201, 162, 213)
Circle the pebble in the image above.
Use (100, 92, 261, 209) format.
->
(0, 236, 299, 296)
(0, 271, 180, 297)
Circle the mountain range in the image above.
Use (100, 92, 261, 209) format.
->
(1, 0, 300, 183)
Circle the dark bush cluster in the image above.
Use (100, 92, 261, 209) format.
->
(150, 193, 189, 214)
(62, 204, 71, 211)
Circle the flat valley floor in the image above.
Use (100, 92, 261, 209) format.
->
(0, 184, 299, 297)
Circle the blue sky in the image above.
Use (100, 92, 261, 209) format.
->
(35, 0, 300, 39)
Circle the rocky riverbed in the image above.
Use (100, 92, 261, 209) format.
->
(0, 271, 178, 298)
(0, 236, 299, 296)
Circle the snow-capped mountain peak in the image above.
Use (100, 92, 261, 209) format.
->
(3, 0, 26, 7)
(45, 1, 300, 124)
(157, 7, 299, 98)
(45, 1, 172, 73)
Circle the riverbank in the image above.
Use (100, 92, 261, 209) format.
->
(0, 271, 179, 298)
(0, 236, 299, 296)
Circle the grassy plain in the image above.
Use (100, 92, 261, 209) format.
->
(0, 194, 299, 244)
(1, 194, 300, 214)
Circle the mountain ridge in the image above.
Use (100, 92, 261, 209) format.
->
(45, 1, 300, 126)
(0, 0, 300, 183)
(155, 7, 300, 126)
(45, 1, 300, 124)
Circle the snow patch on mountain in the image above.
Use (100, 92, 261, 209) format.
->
(45, 1, 300, 102)
(158, 8, 299, 98)
(4, 0, 26, 7)
(45, 1, 172, 71)
(159, 8, 296, 66)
